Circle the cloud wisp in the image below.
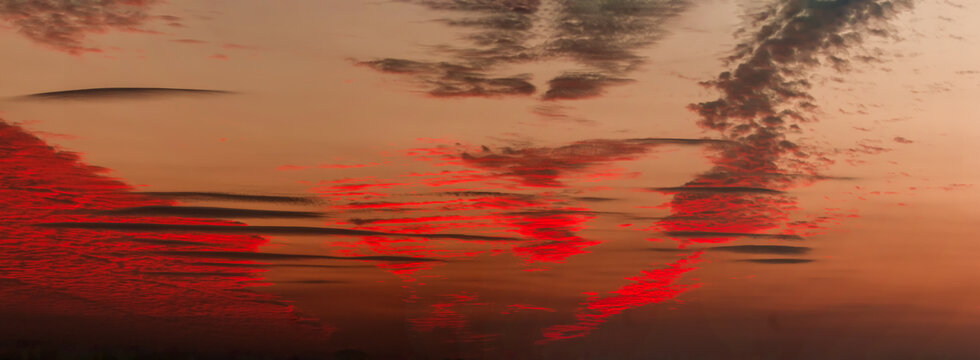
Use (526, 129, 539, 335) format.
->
(0, 0, 162, 54)
(137, 191, 322, 205)
(20, 87, 233, 100)
(90, 205, 325, 219)
(38, 222, 520, 241)
(461, 137, 723, 187)
(360, 0, 693, 100)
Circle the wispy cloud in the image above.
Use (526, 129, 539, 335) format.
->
(650, 186, 784, 194)
(20, 87, 232, 100)
(461, 138, 720, 187)
(137, 191, 322, 205)
(361, 0, 692, 101)
(358, 59, 535, 97)
(663, 231, 803, 240)
(738, 258, 814, 264)
(708, 244, 811, 255)
(542, 72, 633, 100)
(0, 0, 162, 54)
(38, 222, 519, 241)
(153, 250, 443, 262)
(90, 206, 325, 219)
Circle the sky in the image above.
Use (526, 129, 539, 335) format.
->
(0, 0, 979, 358)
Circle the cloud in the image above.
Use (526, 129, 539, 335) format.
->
(361, 0, 693, 101)
(37, 222, 519, 241)
(650, 186, 784, 194)
(0, 0, 162, 54)
(663, 231, 803, 240)
(91, 206, 325, 219)
(20, 87, 233, 100)
(652, 0, 912, 248)
(738, 258, 814, 264)
(708, 245, 811, 255)
(461, 138, 719, 187)
(358, 58, 535, 97)
(172, 38, 207, 44)
(152, 250, 442, 263)
(0, 119, 333, 339)
(137, 191, 322, 205)
(542, 72, 633, 100)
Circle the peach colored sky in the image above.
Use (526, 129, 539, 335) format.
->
(1, 0, 979, 357)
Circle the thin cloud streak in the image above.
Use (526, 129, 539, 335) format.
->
(37, 222, 520, 241)
(91, 206, 325, 219)
(20, 88, 233, 100)
(738, 258, 814, 264)
(153, 250, 443, 263)
(137, 191, 322, 205)
(708, 244, 811, 255)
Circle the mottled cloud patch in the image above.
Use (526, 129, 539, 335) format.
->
(91, 206, 325, 219)
(461, 138, 725, 187)
(548, 0, 688, 69)
(20, 87, 232, 100)
(359, 58, 535, 97)
(542, 72, 633, 100)
(893, 136, 913, 144)
(0, 0, 161, 54)
(362, 0, 693, 102)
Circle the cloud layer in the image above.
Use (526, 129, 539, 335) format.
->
(0, 0, 161, 54)
(361, 0, 692, 100)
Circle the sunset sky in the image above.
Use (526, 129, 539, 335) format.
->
(1, 0, 979, 358)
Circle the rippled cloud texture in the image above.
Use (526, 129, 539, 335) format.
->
(0, 0, 162, 54)
(361, 0, 690, 99)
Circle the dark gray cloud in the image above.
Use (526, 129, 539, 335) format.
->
(137, 191, 322, 205)
(462, 137, 721, 187)
(547, 0, 688, 69)
(362, 0, 693, 101)
(574, 196, 618, 202)
(153, 250, 442, 262)
(627, 137, 734, 146)
(650, 186, 784, 194)
(663, 231, 803, 240)
(708, 245, 811, 255)
(0, 0, 162, 54)
(653, 0, 912, 250)
(738, 258, 814, 264)
(542, 72, 633, 100)
(37, 222, 518, 241)
(358, 59, 534, 97)
(92, 206, 325, 219)
(21, 88, 233, 100)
